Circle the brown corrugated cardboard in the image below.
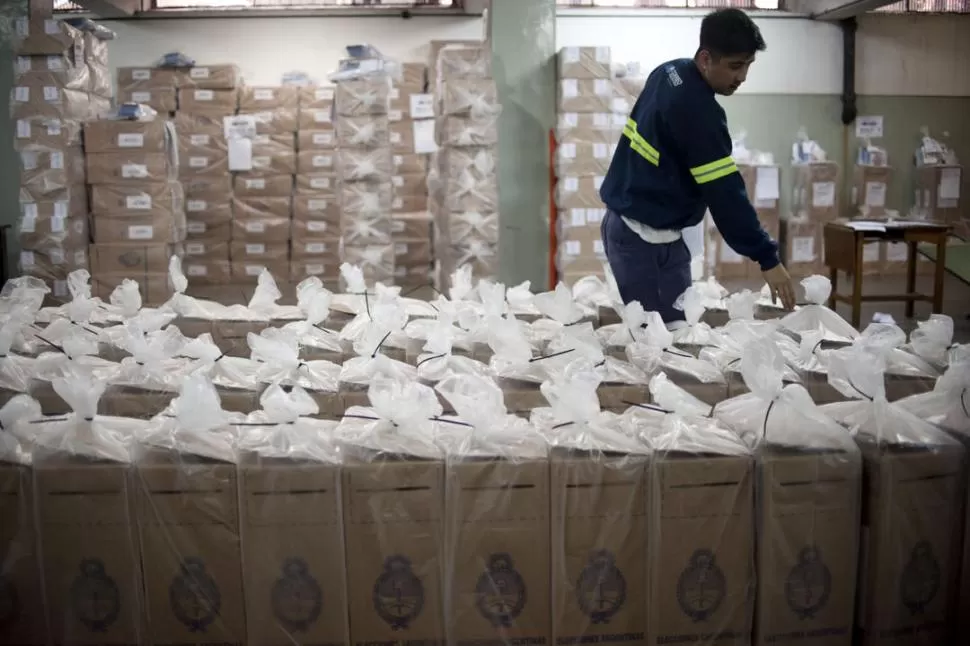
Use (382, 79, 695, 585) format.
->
(85, 151, 174, 185)
(445, 458, 551, 646)
(179, 147, 230, 178)
(91, 272, 173, 304)
(551, 452, 648, 646)
(558, 78, 614, 113)
(395, 262, 433, 286)
(793, 163, 840, 222)
(18, 212, 89, 250)
(342, 459, 444, 646)
(852, 166, 894, 218)
(134, 449, 245, 645)
(231, 260, 290, 283)
(176, 88, 238, 115)
(178, 130, 227, 152)
(754, 449, 860, 646)
(399, 62, 428, 90)
(120, 87, 177, 113)
(291, 218, 340, 241)
(187, 218, 233, 243)
(290, 238, 341, 262)
(0, 463, 46, 646)
(394, 239, 432, 268)
(11, 78, 106, 122)
(740, 164, 782, 214)
(92, 214, 185, 245)
(298, 85, 335, 110)
(556, 175, 605, 209)
(297, 108, 335, 132)
(184, 175, 233, 202)
(19, 245, 88, 281)
(83, 119, 170, 154)
(392, 172, 427, 197)
(915, 165, 963, 223)
(16, 62, 92, 94)
(239, 456, 349, 646)
(184, 240, 230, 261)
(392, 212, 432, 240)
(233, 173, 294, 198)
(290, 259, 340, 283)
(341, 215, 393, 246)
(89, 181, 184, 218)
(15, 17, 84, 56)
(185, 195, 232, 224)
(233, 195, 292, 221)
(389, 88, 434, 121)
(439, 210, 497, 247)
(648, 453, 755, 646)
(174, 112, 224, 139)
(295, 173, 337, 196)
(393, 153, 428, 175)
(89, 242, 180, 274)
(782, 220, 822, 278)
(337, 149, 393, 182)
(293, 195, 341, 224)
(230, 241, 289, 263)
(555, 141, 615, 176)
(19, 151, 86, 201)
(707, 227, 754, 281)
(173, 64, 241, 90)
(13, 115, 84, 151)
(336, 115, 391, 149)
(394, 194, 429, 214)
(117, 66, 177, 91)
(558, 46, 612, 79)
(183, 259, 232, 285)
(240, 110, 299, 136)
(557, 111, 622, 145)
(437, 44, 491, 80)
(341, 244, 395, 283)
(230, 216, 291, 243)
(440, 78, 498, 116)
(249, 149, 297, 176)
(335, 78, 390, 117)
(297, 150, 337, 175)
(239, 85, 299, 111)
(297, 130, 336, 151)
(33, 453, 145, 645)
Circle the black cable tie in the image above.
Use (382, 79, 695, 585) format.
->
(961, 388, 968, 419)
(664, 347, 692, 359)
(529, 348, 575, 363)
(623, 401, 671, 415)
(430, 416, 473, 428)
(847, 378, 874, 402)
(35, 334, 65, 355)
(313, 323, 335, 334)
(564, 319, 584, 327)
(371, 332, 392, 359)
(416, 353, 447, 368)
(551, 421, 575, 430)
(761, 399, 777, 441)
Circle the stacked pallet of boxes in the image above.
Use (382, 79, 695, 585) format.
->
(389, 63, 436, 287)
(13, 18, 111, 301)
(785, 135, 840, 279)
(85, 117, 183, 303)
(555, 47, 614, 286)
(294, 85, 340, 284)
(233, 85, 299, 282)
(117, 66, 177, 115)
(334, 74, 395, 285)
(432, 42, 501, 288)
(174, 64, 239, 285)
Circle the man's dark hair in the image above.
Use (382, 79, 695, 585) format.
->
(698, 8, 766, 59)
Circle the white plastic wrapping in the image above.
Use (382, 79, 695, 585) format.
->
(247, 328, 342, 416)
(279, 277, 345, 359)
(0, 306, 38, 396)
(909, 313, 967, 369)
(411, 304, 493, 385)
(778, 275, 858, 344)
(330, 262, 438, 320)
(896, 360, 970, 435)
(671, 283, 718, 348)
(529, 282, 596, 345)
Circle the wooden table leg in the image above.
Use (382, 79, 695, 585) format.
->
(933, 234, 947, 313)
(905, 241, 917, 319)
(852, 236, 864, 329)
(828, 265, 838, 310)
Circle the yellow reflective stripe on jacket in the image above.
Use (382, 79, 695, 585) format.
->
(623, 118, 660, 166)
(690, 156, 738, 184)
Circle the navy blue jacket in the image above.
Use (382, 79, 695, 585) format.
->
(599, 58, 779, 270)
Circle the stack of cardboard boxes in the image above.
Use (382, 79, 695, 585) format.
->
(295, 84, 340, 284)
(431, 42, 501, 289)
(554, 46, 614, 286)
(784, 161, 840, 278)
(232, 85, 299, 281)
(13, 18, 111, 301)
(334, 75, 395, 284)
(389, 62, 436, 288)
(116, 66, 177, 115)
(173, 64, 239, 284)
(85, 118, 184, 302)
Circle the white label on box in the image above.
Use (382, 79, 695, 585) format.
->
(187, 265, 208, 276)
(594, 175, 605, 190)
(21, 202, 38, 220)
(562, 113, 578, 128)
(589, 113, 609, 129)
(939, 167, 961, 201)
(48, 214, 64, 233)
(131, 91, 151, 103)
(190, 67, 211, 79)
(389, 87, 401, 100)
(563, 177, 579, 192)
(14, 87, 28, 102)
(310, 177, 331, 190)
(132, 69, 151, 81)
(564, 240, 581, 256)
(122, 163, 148, 178)
(246, 243, 266, 254)
(594, 79, 612, 96)
(593, 143, 609, 159)
(118, 132, 145, 148)
(43, 86, 58, 102)
(245, 265, 262, 276)
(47, 56, 64, 71)
(314, 110, 332, 124)
(16, 120, 30, 139)
(53, 280, 68, 298)
(812, 181, 836, 208)
(388, 109, 403, 122)
(20, 211, 36, 233)
(863, 242, 880, 263)
(20, 152, 37, 170)
(194, 90, 214, 101)
(189, 156, 209, 168)
(410, 94, 435, 119)
(886, 242, 908, 262)
(393, 197, 403, 209)
(559, 143, 576, 159)
(224, 115, 257, 139)
(20, 251, 34, 268)
(315, 87, 334, 101)
(413, 119, 437, 154)
(254, 88, 275, 101)
(187, 200, 207, 212)
(611, 98, 628, 114)
(246, 179, 266, 190)
(312, 132, 333, 146)
(865, 181, 887, 208)
(855, 115, 884, 139)
(306, 264, 325, 274)
(187, 221, 206, 234)
(593, 240, 604, 255)
(306, 243, 326, 254)
(394, 243, 408, 255)
(308, 199, 329, 210)
(563, 47, 579, 63)
(245, 222, 266, 233)
(561, 79, 578, 98)
(53, 201, 67, 220)
(392, 176, 404, 188)
(791, 237, 815, 263)
(755, 166, 780, 201)
(570, 208, 586, 227)
(307, 221, 328, 232)
(390, 132, 401, 145)
(15, 57, 30, 73)
(127, 194, 152, 210)
(587, 208, 605, 224)
(49, 152, 64, 169)
(312, 155, 332, 168)
(190, 134, 211, 146)
(252, 156, 270, 168)
(49, 249, 65, 266)
(128, 225, 154, 240)
(47, 121, 61, 136)
(186, 243, 205, 255)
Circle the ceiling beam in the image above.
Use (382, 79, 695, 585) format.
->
(784, 0, 898, 20)
(72, 0, 142, 18)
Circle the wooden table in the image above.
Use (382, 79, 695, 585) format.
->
(823, 220, 950, 329)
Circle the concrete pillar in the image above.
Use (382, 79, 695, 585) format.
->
(489, 0, 557, 288)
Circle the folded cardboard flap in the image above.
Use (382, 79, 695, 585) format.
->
(239, 455, 349, 646)
(0, 463, 46, 646)
(445, 457, 551, 646)
(648, 452, 755, 646)
(34, 454, 145, 645)
(135, 448, 246, 645)
(551, 452, 649, 646)
(342, 457, 445, 645)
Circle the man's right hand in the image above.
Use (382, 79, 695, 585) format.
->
(762, 263, 796, 310)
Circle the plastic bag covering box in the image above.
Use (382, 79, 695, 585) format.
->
(134, 445, 246, 645)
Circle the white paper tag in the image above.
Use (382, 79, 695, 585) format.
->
(388, 109, 403, 122)
(563, 177, 579, 192)
(306, 264, 325, 274)
(593, 143, 609, 159)
(20, 251, 35, 268)
(190, 67, 211, 79)
(245, 265, 262, 276)
(47, 120, 61, 136)
(409, 94, 435, 119)
(128, 225, 154, 240)
(245, 243, 265, 254)
(115, 132, 144, 149)
(564, 240, 581, 256)
(21, 202, 38, 220)
(563, 47, 579, 64)
(132, 69, 151, 81)
(594, 79, 612, 96)
(864, 181, 887, 208)
(570, 208, 585, 227)
(562, 113, 578, 128)
(189, 156, 209, 168)
(308, 199, 329, 210)
(20, 211, 36, 233)
(246, 179, 266, 190)
(187, 221, 206, 234)
(49, 152, 64, 170)
(309, 177, 331, 190)
(863, 243, 880, 263)
(812, 181, 836, 208)
(15, 57, 30, 73)
(20, 152, 37, 171)
(187, 264, 208, 276)
(49, 249, 65, 266)
(53, 201, 68, 220)
(586, 208, 605, 224)
(306, 243, 326, 254)
(593, 240, 604, 255)
(131, 91, 151, 103)
(312, 132, 333, 146)
(190, 134, 211, 146)
(187, 200, 207, 212)
(392, 176, 404, 188)
(314, 110, 332, 124)
(126, 194, 152, 210)
(559, 143, 577, 160)
(44, 57, 62, 72)
(595, 47, 610, 63)
(561, 79, 578, 98)
(16, 120, 30, 139)
(307, 221, 328, 232)
(14, 87, 28, 102)
(194, 89, 215, 101)
(791, 237, 815, 263)
(253, 88, 275, 101)
(939, 167, 961, 201)
(53, 280, 68, 297)
(252, 156, 270, 168)
(394, 243, 408, 255)
(122, 163, 148, 179)
(312, 155, 332, 168)
(186, 243, 205, 255)
(252, 134, 271, 145)
(43, 86, 59, 102)
(245, 221, 266, 233)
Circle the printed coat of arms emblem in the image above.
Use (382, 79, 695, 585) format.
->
(676, 549, 726, 623)
(785, 546, 831, 619)
(475, 553, 526, 627)
(900, 541, 940, 615)
(373, 555, 424, 630)
(272, 557, 323, 633)
(169, 557, 221, 632)
(70, 559, 121, 633)
(576, 550, 626, 624)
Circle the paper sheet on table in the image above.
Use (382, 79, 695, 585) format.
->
(846, 221, 886, 233)
(754, 166, 779, 201)
(939, 167, 961, 200)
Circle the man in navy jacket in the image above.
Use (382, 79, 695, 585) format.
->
(599, 8, 795, 328)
